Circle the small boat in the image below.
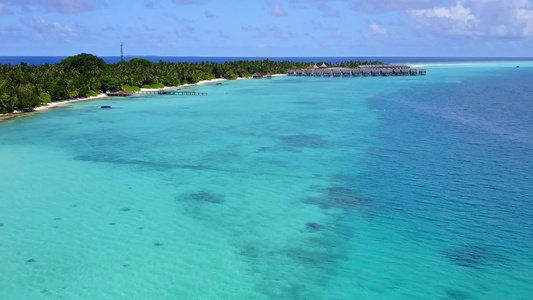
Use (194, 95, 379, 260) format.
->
(216, 83, 222, 85)
(101, 105, 112, 109)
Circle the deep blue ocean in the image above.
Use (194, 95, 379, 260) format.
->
(0, 59, 532, 299)
(1, 56, 532, 65)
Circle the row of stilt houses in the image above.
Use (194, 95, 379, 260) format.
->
(287, 63, 426, 77)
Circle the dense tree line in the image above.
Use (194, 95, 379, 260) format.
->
(0, 53, 381, 113)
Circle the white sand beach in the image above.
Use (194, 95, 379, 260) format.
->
(33, 93, 110, 112)
(0, 75, 286, 119)
(0, 93, 110, 122)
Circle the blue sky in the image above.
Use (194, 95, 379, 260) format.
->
(0, 0, 532, 57)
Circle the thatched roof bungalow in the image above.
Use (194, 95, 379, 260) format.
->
(381, 69, 393, 76)
(253, 72, 263, 79)
(358, 64, 409, 70)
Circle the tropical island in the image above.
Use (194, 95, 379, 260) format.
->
(0, 53, 384, 115)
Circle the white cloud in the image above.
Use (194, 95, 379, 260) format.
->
(410, 2, 480, 36)
(0, 0, 106, 14)
(269, 1, 287, 17)
(353, 0, 439, 13)
(412, 2, 476, 23)
(368, 22, 388, 37)
(267, 26, 296, 39)
(172, 0, 210, 4)
(410, 0, 533, 38)
(29, 15, 77, 40)
(318, 2, 340, 17)
(288, 0, 341, 17)
(204, 9, 214, 18)
(145, 1, 156, 8)
(480, 0, 533, 38)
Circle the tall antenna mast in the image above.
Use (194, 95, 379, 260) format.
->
(120, 42, 124, 62)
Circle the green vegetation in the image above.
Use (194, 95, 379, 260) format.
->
(142, 82, 165, 89)
(0, 53, 382, 113)
(121, 84, 141, 92)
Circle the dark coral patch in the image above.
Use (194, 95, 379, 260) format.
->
(179, 191, 225, 204)
(284, 248, 347, 265)
(154, 242, 163, 247)
(240, 245, 260, 258)
(257, 146, 271, 152)
(26, 258, 36, 263)
(109, 222, 116, 226)
(0, 223, 3, 227)
(292, 101, 318, 105)
(304, 186, 372, 210)
(306, 222, 323, 231)
(443, 245, 500, 269)
(120, 208, 131, 212)
(445, 288, 472, 300)
(280, 134, 327, 148)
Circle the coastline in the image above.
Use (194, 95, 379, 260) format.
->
(0, 75, 285, 124)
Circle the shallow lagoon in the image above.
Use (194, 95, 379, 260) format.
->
(1, 61, 532, 299)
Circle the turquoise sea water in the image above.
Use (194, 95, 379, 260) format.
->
(1, 62, 532, 299)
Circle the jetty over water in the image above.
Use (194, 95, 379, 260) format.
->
(106, 89, 207, 97)
(287, 63, 426, 77)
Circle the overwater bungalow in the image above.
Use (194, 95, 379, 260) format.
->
(286, 62, 426, 78)
(253, 72, 263, 79)
(381, 69, 393, 76)
(266, 73, 272, 79)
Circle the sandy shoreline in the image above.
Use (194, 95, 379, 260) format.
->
(0, 75, 286, 123)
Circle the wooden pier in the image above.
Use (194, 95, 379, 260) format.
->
(106, 91, 135, 97)
(106, 89, 207, 97)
